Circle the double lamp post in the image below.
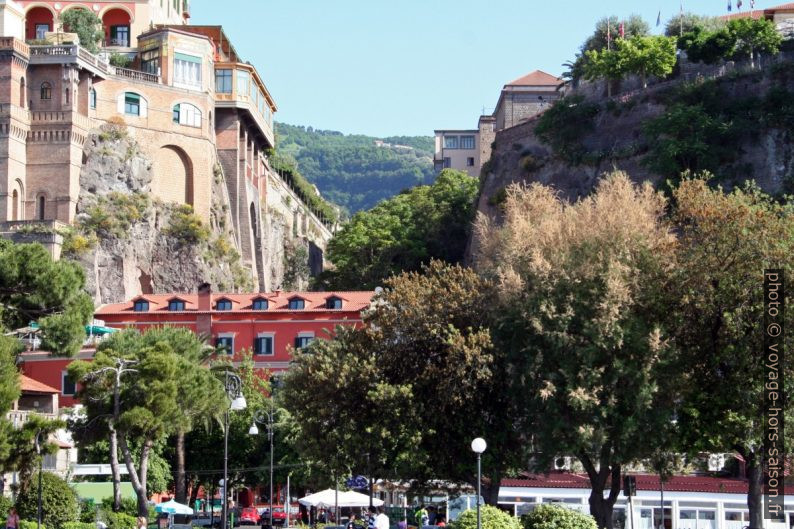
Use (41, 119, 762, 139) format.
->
(222, 371, 247, 529)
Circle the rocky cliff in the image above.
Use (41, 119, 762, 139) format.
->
(68, 121, 253, 304)
(473, 59, 794, 256)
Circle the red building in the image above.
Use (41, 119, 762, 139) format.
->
(19, 284, 374, 409)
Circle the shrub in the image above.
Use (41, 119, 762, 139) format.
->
(164, 204, 210, 244)
(61, 230, 97, 258)
(534, 96, 600, 165)
(520, 505, 597, 529)
(519, 154, 544, 173)
(0, 496, 12, 518)
(64, 523, 96, 529)
(20, 521, 46, 529)
(109, 53, 132, 68)
(15, 472, 79, 529)
(99, 511, 136, 529)
(451, 505, 520, 529)
(59, 9, 103, 53)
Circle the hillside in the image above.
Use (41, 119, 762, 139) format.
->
(473, 58, 794, 256)
(275, 122, 435, 213)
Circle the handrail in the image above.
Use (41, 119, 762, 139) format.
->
(111, 65, 160, 84)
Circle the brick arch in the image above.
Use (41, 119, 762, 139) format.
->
(11, 179, 23, 221)
(99, 4, 134, 22)
(152, 145, 194, 206)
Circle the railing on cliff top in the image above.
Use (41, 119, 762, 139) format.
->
(271, 166, 336, 230)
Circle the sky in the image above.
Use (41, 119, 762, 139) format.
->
(190, 0, 763, 137)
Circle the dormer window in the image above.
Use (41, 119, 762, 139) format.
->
(288, 298, 305, 310)
(216, 299, 233, 311)
(133, 300, 149, 312)
(326, 297, 343, 309)
(252, 298, 269, 310)
(168, 299, 185, 311)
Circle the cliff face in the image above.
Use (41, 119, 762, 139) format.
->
(71, 123, 252, 304)
(474, 62, 794, 254)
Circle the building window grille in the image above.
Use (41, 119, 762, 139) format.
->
(444, 136, 458, 149)
(460, 135, 475, 149)
(141, 48, 160, 75)
(252, 298, 269, 310)
(168, 300, 185, 311)
(133, 300, 149, 312)
(215, 69, 232, 93)
(174, 52, 201, 87)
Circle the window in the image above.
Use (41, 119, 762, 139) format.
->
(443, 157, 451, 168)
(168, 299, 185, 311)
(216, 336, 233, 355)
(252, 298, 269, 310)
(40, 82, 51, 100)
(124, 92, 140, 115)
(141, 48, 160, 75)
(467, 157, 475, 167)
(326, 297, 343, 309)
(443, 136, 458, 149)
(254, 335, 273, 356)
(37, 196, 45, 220)
(215, 69, 232, 93)
(133, 300, 149, 312)
(236, 69, 250, 97)
(172, 103, 201, 127)
(288, 298, 305, 310)
(89, 88, 96, 109)
(109, 25, 130, 47)
(216, 299, 233, 311)
(35, 24, 49, 40)
(62, 372, 76, 396)
(174, 52, 201, 87)
(294, 335, 314, 349)
(460, 135, 475, 149)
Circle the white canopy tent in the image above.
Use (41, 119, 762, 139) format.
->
(298, 489, 384, 508)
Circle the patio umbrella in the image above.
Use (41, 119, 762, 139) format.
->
(155, 499, 194, 515)
(298, 489, 383, 508)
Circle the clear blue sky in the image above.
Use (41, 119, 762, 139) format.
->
(190, 0, 763, 137)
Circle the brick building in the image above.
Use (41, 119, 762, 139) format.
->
(0, 0, 333, 289)
(18, 285, 374, 409)
(433, 70, 560, 176)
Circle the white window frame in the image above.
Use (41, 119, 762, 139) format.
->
(173, 49, 202, 90)
(216, 333, 235, 355)
(173, 102, 202, 128)
(117, 91, 148, 118)
(255, 333, 275, 356)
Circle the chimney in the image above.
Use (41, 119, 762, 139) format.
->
(197, 282, 212, 337)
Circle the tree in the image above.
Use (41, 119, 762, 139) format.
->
(580, 15, 650, 55)
(0, 336, 20, 467)
(70, 328, 225, 516)
(585, 36, 677, 89)
(727, 17, 782, 68)
(678, 26, 737, 65)
(664, 12, 724, 38)
(59, 9, 104, 53)
(0, 239, 93, 356)
(474, 172, 679, 529)
(319, 169, 478, 290)
(280, 326, 415, 491)
(669, 178, 794, 529)
(15, 471, 79, 529)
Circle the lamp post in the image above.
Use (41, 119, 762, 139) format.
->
(222, 371, 247, 529)
(249, 407, 275, 529)
(34, 430, 44, 529)
(470, 438, 487, 529)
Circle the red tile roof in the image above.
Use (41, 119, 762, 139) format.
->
(719, 2, 794, 19)
(19, 374, 59, 394)
(96, 291, 374, 314)
(505, 70, 562, 87)
(501, 472, 749, 494)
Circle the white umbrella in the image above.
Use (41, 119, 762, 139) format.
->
(155, 499, 194, 515)
(298, 489, 384, 508)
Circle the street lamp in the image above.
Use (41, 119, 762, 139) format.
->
(249, 408, 275, 529)
(222, 371, 247, 529)
(471, 438, 487, 529)
(34, 430, 45, 529)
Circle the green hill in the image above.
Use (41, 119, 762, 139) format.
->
(274, 122, 435, 213)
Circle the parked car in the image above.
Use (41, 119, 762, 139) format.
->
(240, 508, 260, 526)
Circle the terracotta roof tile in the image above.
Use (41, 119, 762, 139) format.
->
(501, 472, 749, 494)
(505, 70, 562, 87)
(97, 291, 374, 314)
(20, 374, 59, 394)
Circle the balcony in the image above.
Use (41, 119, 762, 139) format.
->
(29, 44, 109, 78)
(7, 409, 58, 427)
(214, 65, 275, 147)
(111, 66, 160, 85)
